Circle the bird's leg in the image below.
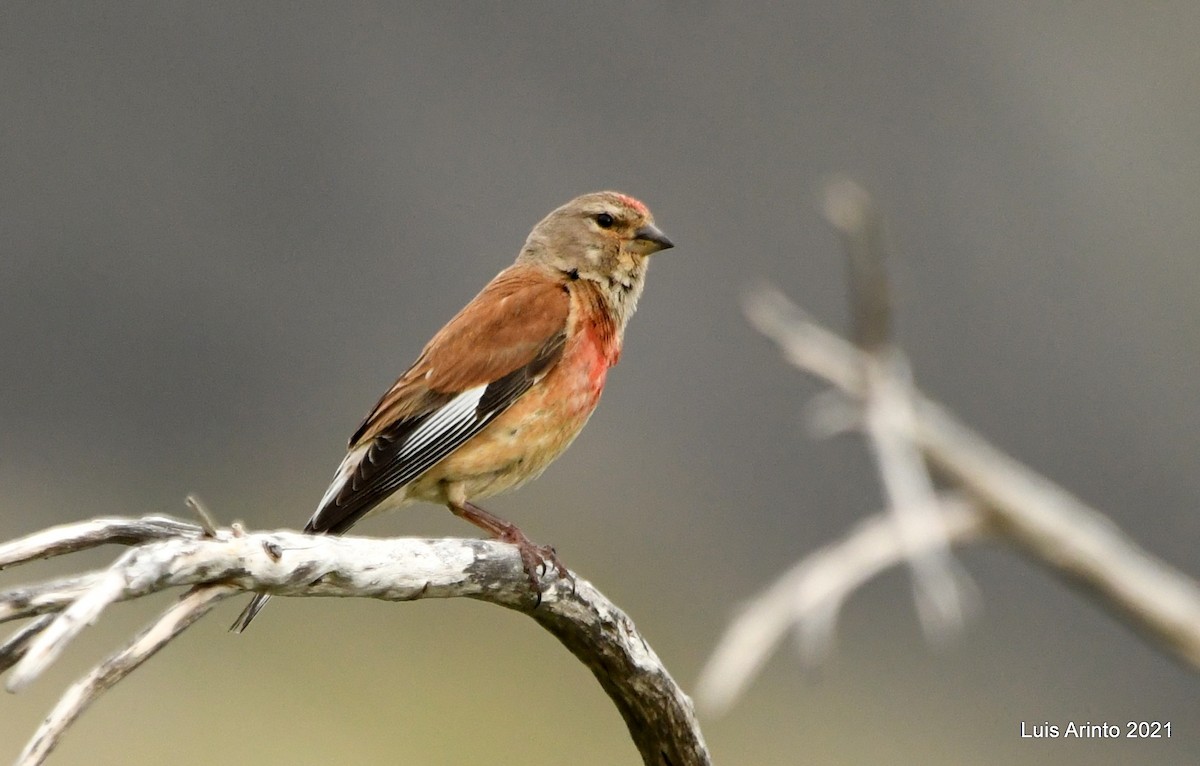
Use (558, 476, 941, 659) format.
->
(448, 500, 570, 604)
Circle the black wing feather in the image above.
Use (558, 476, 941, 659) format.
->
(307, 332, 566, 535)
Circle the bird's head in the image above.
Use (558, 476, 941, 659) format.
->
(519, 191, 673, 325)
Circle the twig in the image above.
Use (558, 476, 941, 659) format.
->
(184, 494, 218, 537)
(706, 283, 1200, 712)
(916, 398, 1200, 667)
(1, 573, 107, 623)
(697, 496, 986, 714)
(0, 615, 55, 674)
(0, 518, 710, 766)
(823, 178, 973, 642)
(0, 517, 204, 569)
(15, 584, 236, 766)
(700, 180, 1200, 714)
(823, 176, 891, 352)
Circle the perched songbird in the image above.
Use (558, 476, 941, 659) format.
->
(231, 191, 673, 631)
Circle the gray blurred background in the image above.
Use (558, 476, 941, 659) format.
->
(3, 2, 1198, 763)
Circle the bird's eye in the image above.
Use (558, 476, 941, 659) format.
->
(594, 212, 615, 229)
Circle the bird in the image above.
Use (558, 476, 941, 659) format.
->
(231, 191, 673, 631)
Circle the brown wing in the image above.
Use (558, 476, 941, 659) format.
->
(350, 264, 571, 445)
(305, 264, 570, 535)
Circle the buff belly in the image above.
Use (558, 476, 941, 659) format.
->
(406, 339, 608, 504)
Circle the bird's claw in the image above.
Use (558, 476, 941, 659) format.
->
(503, 534, 571, 607)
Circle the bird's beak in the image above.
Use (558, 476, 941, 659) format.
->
(632, 222, 674, 254)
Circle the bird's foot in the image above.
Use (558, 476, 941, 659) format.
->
(452, 500, 573, 606)
(510, 530, 568, 585)
(497, 526, 573, 607)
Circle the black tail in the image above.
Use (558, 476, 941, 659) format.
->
(229, 593, 271, 633)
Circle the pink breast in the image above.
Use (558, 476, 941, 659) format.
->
(586, 323, 620, 383)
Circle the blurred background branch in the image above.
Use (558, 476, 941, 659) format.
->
(697, 181, 1200, 715)
(1, 517, 710, 766)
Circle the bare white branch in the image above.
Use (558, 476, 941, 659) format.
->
(705, 284, 1200, 714)
(0, 615, 54, 674)
(859, 349, 975, 640)
(826, 177, 973, 644)
(697, 496, 985, 714)
(0, 516, 204, 569)
(0, 519, 710, 766)
(16, 584, 235, 766)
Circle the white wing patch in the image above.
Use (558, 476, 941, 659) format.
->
(394, 384, 488, 467)
(316, 441, 372, 513)
(312, 385, 490, 523)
